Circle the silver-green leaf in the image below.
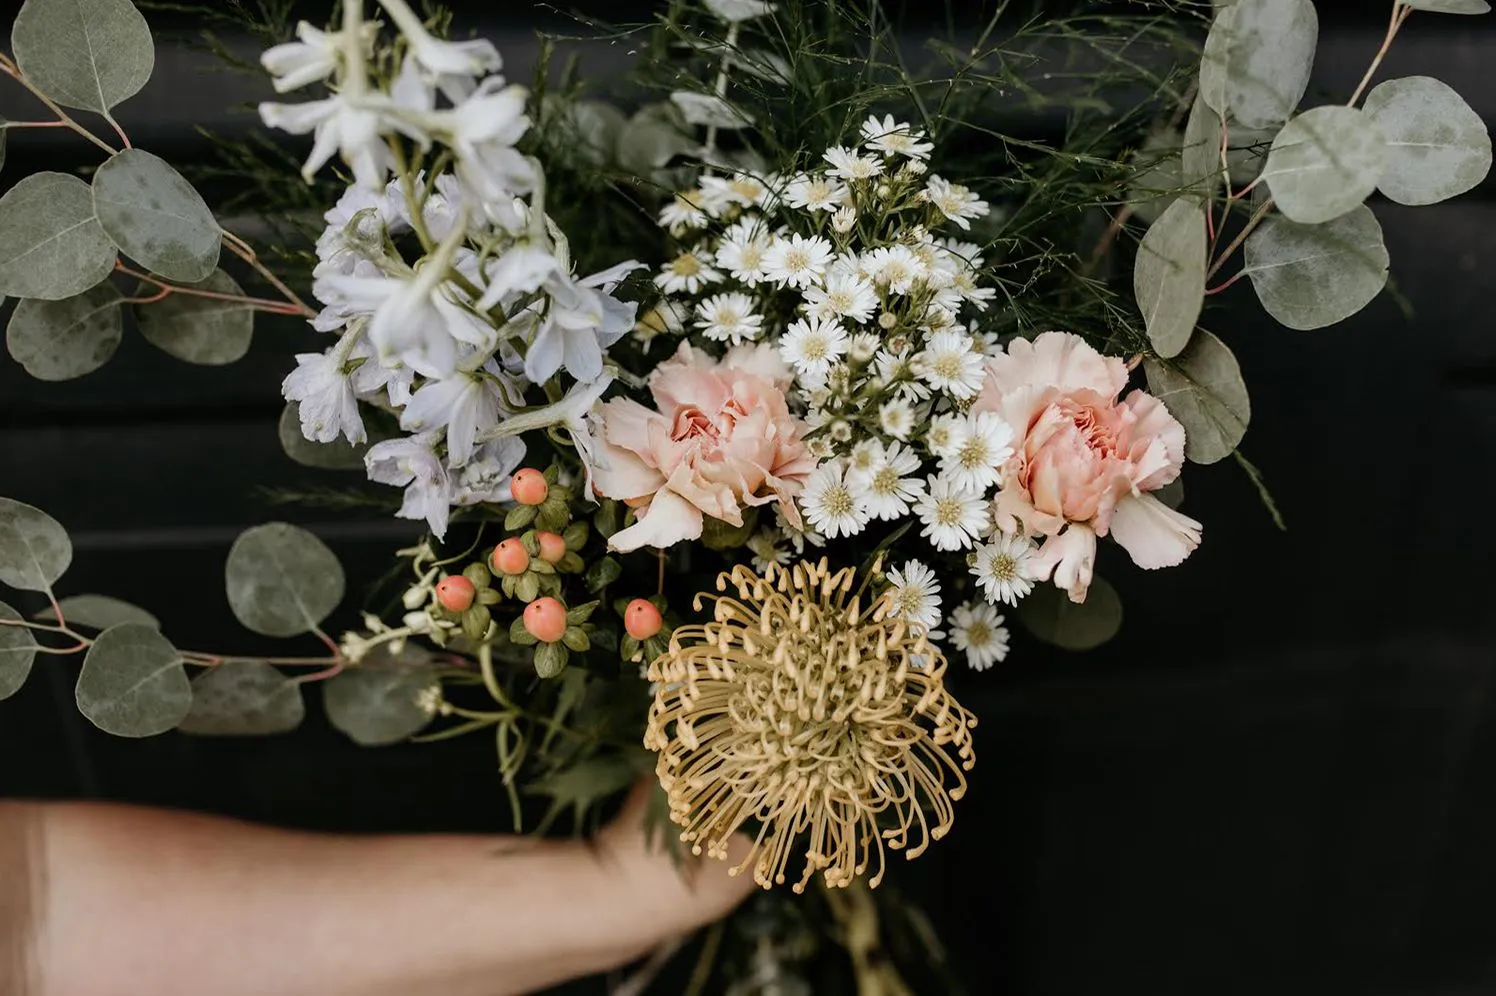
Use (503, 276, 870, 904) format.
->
(11, 0, 154, 114)
(1134, 198, 1206, 359)
(135, 269, 253, 365)
(1362, 75, 1492, 206)
(93, 149, 221, 283)
(1263, 106, 1386, 224)
(278, 403, 368, 470)
(1243, 205, 1389, 330)
(75, 622, 191, 737)
(0, 601, 38, 701)
(1182, 96, 1225, 200)
(0, 172, 117, 301)
(1199, 0, 1319, 130)
(1143, 330, 1251, 465)
(1401, 0, 1489, 12)
(0, 498, 72, 592)
(1015, 576, 1123, 651)
(224, 523, 345, 638)
(35, 594, 159, 630)
(177, 661, 305, 736)
(324, 664, 437, 747)
(5, 282, 123, 380)
(616, 103, 698, 177)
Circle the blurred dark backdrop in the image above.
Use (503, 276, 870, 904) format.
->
(2, 2, 1494, 994)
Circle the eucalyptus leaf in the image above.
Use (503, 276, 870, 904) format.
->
(1262, 106, 1386, 224)
(135, 269, 254, 365)
(1362, 76, 1492, 206)
(1126, 128, 1184, 224)
(1401, 0, 1490, 12)
(93, 149, 221, 283)
(1134, 198, 1206, 359)
(0, 172, 117, 301)
(324, 665, 437, 746)
(224, 523, 345, 638)
(616, 103, 698, 177)
(1015, 576, 1123, 651)
(74, 622, 191, 737)
(1143, 331, 1251, 465)
(562, 99, 627, 168)
(1242, 205, 1389, 330)
(669, 91, 753, 130)
(35, 594, 159, 630)
(0, 497, 72, 592)
(177, 661, 305, 736)
(0, 601, 38, 701)
(11, 0, 154, 114)
(1199, 0, 1319, 130)
(278, 403, 368, 470)
(1181, 96, 1225, 199)
(5, 282, 123, 381)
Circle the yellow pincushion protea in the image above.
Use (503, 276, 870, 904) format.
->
(643, 558, 977, 893)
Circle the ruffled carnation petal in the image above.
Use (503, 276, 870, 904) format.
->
(608, 488, 706, 553)
(1107, 493, 1201, 570)
(1029, 523, 1097, 603)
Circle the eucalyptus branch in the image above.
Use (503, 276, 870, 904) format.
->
(0, 53, 117, 155)
(219, 228, 318, 318)
(117, 261, 308, 315)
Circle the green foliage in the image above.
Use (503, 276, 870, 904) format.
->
(12, 0, 154, 114)
(1015, 576, 1123, 651)
(278, 403, 369, 470)
(1363, 76, 1492, 207)
(0, 601, 38, 701)
(37, 593, 159, 630)
(324, 661, 437, 747)
(75, 622, 191, 737)
(93, 149, 222, 283)
(224, 523, 345, 638)
(0, 173, 117, 301)
(1199, 0, 1317, 130)
(134, 269, 253, 363)
(5, 283, 124, 381)
(1243, 206, 1389, 331)
(1133, 198, 1205, 359)
(177, 661, 305, 736)
(1262, 106, 1385, 225)
(1143, 331, 1250, 465)
(0, 497, 72, 592)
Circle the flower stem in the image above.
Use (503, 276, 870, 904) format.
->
(701, 22, 741, 167)
(219, 229, 318, 318)
(1348, 3, 1413, 109)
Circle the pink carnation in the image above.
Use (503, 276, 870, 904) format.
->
(590, 342, 817, 552)
(973, 331, 1202, 602)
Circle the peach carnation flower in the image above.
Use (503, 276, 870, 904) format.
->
(973, 331, 1201, 602)
(590, 342, 817, 552)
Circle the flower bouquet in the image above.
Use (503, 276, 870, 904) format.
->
(0, 0, 1488, 989)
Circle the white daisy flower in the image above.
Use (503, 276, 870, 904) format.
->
(848, 440, 925, 520)
(846, 439, 884, 477)
(775, 505, 825, 553)
(714, 221, 773, 285)
(923, 175, 990, 230)
(951, 268, 997, 312)
(831, 205, 857, 233)
(654, 251, 722, 295)
(799, 461, 871, 539)
(803, 272, 880, 324)
(941, 238, 985, 267)
(785, 172, 849, 212)
(971, 531, 1037, 606)
(779, 315, 849, 380)
(912, 474, 989, 551)
(657, 190, 713, 230)
(823, 145, 886, 180)
(884, 559, 942, 631)
(694, 292, 764, 344)
(761, 233, 834, 289)
(950, 601, 1009, 670)
(938, 411, 1014, 492)
(917, 329, 986, 399)
(879, 398, 916, 440)
(863, 244, 923, 295)
(924, 413, 966, 460)
(847, 331, 881, 363)
(746, 529, 792, 572)
(859, 113, 935, 160)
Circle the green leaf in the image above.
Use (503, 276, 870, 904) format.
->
(1143, 331, 1251, 465)
(93, 149, 220, 283)
(1401, 0, 1489, 12)
(1182, 96, 1225, 200)
(1242, 205, 1390, 330)
(554, 98, 627, 168)
(561, 627, 591, 652)
(277, 403, 367, 470)
(224, 522, 345, 638)
(1014, 576, 1124, 651)
(1262, 106, 1386, 224)
(534, 640, 568, 679)
(616, 102, 698, 177)
(0, 601, 38, 700)
(504, 504, 538, 531)
(323, 665, 436, 746)
(176, 661, 304, 736)
(5, 282, 123, 380)
(134, 269, 253, 365)
(0, 172, 117, 301)
(585, 555, 622, 593)
(35, 593, 158, 630)
(509, 614, 538, 646)
(527, 753, 641, 828)
(75, 622, 190, 737)
(1199, 0, 1319, 130)
(11, 0, 154, 114)
(565, 600, 599, 625)
(0, 497, 72, 592)
(1362, 76, 1492, 206)
(1134, 198, 1206, 359)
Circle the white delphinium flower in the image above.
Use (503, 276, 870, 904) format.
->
(449, 437, 527, 504)
(803, 272, 879, 324)
(879, 398, 916, 440)
(704, 0, 777, 22)
(950, 601, 1009, 671)
(863, 244, 923, 294)
(523, 260, 641, 384)
(655, 250, 722, 295)
(823, 145, 885, 181)
(261, 20, 373, 93)
(746, 529, 792, 573)
(761, 233, 833, 289)
(847, 440, 925, 520)
(399, 367, 506, 467)
(917, 329, 986, 399)
(912, 474, 989, 551)
(923, 175, 990, 230)
(315, 184, 404, 276)
(971, 531, 1037, 606)
(884, 560, 942, 631)
(365, 431, 453, 537)
(260, 97, 392, 189)
(348, 335, 416, 407)
(799, 461, 871, 539)
(376, 0, 502, 103)
(831, 205, 857, 234)
(714, 220, 774, 285)
(694, 292, 764, 344)
(474, 241, 560, 310)
(859, 114, 934, 160)
(924, 412, 966, 460)
(779, 315, 848, 381)
(784, 173, 848, 212)
(385, 172, 466, 243)
(938, 411, 1014, 492)
(282, 327, 366, 444)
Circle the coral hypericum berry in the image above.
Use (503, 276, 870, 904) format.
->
(536, 531, 566, 564)
(624, 598, 663, 640)
(524, 597, 567, 643)
(435, 575, 476, 613)
(491, 538, 530, 576)
(511, 468, 549, 506)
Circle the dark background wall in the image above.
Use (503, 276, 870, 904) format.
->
(2, 2, 1494, 994)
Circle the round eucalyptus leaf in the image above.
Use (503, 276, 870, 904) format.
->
(1015, 575, 1123, 651)
(1182, 96, 1225, 200)
(75, 622, 191, 737)
(35, 593, 159, 630)
(224, 522, 345, 638)
(0, 601, 38, 701)
(177, 661, 305, 736)
(278, 403, 369, 470)
(1243, 206, 1389, 330)
(1134, 198, 1206, 359)
(1127, 128, 1184, 225)
(93, 149, 221, 283)
(12, 0, 154, 114)
(1401, 0, 1489, 12)
(563, 99, 628, 168)
(1143, 331, 1251, 465)
(6, 282, 123, 381)
(135, 269, 253, 365)
(617, 103, 698, 175)
(1225, 120, 1280, 185)
(1262, 106, 1386, 224)
(1199, 0, 1319, 130)
(324, 663, 437, 747)
(669, 91, 752, 130)
(0, 172, 117, 301)
(0, 497, 72, 593)
(1362, 76, 1492, 206)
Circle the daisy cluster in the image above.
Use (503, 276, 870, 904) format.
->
(260, 0, 637, 538)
